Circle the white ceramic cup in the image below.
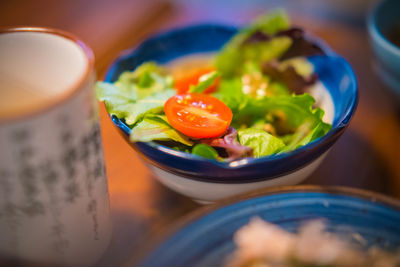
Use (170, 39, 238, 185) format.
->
(0, 28, 111, 266)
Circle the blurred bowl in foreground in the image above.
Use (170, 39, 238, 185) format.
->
(139, 185, 400, 267)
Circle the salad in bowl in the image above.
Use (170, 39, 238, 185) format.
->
(97, 10, 357, 202)
(97, 10, 333, 160)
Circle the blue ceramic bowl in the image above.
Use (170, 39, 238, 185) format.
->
(368, 0, 400, 97)
(139, 186, 400, 267)
(105, 25, 358, 202)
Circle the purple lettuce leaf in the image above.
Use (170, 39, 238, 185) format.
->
(261, 60, 318, 95)
(242, 27, 325, 61)
(276, 28, 325, 60)
(199, 127, 253, 160)
(242, 30, 272, 45)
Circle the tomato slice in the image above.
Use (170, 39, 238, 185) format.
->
(174, 67, 220, 94)
(164, 93, 233, 138)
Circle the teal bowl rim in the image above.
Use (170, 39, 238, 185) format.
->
(367, 0, 400, 57)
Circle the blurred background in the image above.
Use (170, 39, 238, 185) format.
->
(1, 0, 399, 266)
(0, 0, 380, 75)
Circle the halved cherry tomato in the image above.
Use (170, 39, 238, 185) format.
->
(174, 67, 220, 94)
(164, 93, 233, 138)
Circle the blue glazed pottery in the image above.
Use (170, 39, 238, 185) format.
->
(368, 0, 400, 97)
(105, 24, 358, 203)
(139, 186, 400, 267)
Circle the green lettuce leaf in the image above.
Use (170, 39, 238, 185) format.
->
(238, 128, 285, 157)
(297, 120, 331, 146)
(233, 93, 331, 151)
(191, 144, 219, 159)
(130, 114, 193, 146)
(250, 9, 290, 35)
(279, 57, 314, 77)
(243, 37, 292, 64)
(240, 61, 291, 98)
(215, 10, 291, 77)
(236, 93, 321, 128)
(280, 119, 331, 153)
(96, 81, 137, 120)
(124, 89, 175, 125)
(216, 37, 292, 77)
(268, 82, 291, 96)
(116, 62, 173, 99)
(212, 78, 247, 113)
(96, 62, 175, 126)
(189, 71, 220, 93)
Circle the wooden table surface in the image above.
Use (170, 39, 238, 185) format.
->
(1, 0, 400, 266)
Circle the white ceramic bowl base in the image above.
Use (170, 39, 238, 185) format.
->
(145, 151, 328, 204)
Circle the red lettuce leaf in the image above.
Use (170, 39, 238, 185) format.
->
(242, 27, 325, 60)
(276, 28, 325, 60)
(261, 60, 318, 95)
(200, 127, 253, 160)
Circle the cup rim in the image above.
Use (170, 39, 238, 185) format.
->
(367, 0, 400, 57)
(0, 26, 95, 123)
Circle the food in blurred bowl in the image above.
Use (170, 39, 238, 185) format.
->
(98, 10, 358, 203)
(228, 218, 399, 267)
